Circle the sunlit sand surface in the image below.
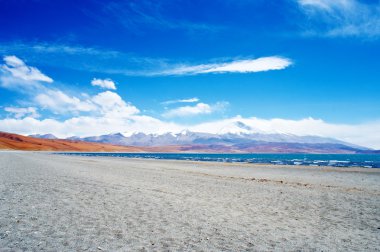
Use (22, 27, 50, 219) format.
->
(1, 152, 379, 251)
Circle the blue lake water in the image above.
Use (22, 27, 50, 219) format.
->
(58, 152, 380, 168)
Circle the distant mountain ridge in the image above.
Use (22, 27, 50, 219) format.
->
(29, 133, 58, 139)
(70, 131, 366, 148)
(25, 119, 374, 153)
(3, 130, 379, 153)
(51, 129, 375, 154)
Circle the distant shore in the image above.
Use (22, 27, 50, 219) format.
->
(1, 152, 379, 251)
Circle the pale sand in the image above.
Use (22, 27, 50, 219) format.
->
(0, 152, 379, 251)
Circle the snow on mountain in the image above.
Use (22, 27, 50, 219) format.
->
(65, 130, 368, 150)
(57, 117, 369, 151)
(29, 134, 58, 140)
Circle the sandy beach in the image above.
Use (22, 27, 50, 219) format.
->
(0, 152, 379, 251)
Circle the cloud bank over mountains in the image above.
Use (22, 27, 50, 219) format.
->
(0, 55, 379, 148)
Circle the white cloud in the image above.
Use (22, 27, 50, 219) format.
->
(35, 90, 96, 114)
(1, 55, 53, 83)
(297, 0, 380, 38)
(163, 102, 228, 118)
(0, 55, 53, 91)
(0, 57, 137, 118)
(92, 91, 139, 117)
(91, 78, 116, 90)
(0, 55, 99, 116)
(163, 103, 212, 118)
(200, 57, 292, 73)
(4, 107, 40, 119)
(161, 97, 199, 105)
(34, 89, 139, 118)
(156, 57, 292, 75)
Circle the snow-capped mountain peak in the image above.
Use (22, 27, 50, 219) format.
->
(64, 129, 369, 151)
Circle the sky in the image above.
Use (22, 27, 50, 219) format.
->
(0, 0, 380, 148)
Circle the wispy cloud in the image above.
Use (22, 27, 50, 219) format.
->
(153, 57, 292, 76)
(24, 43, 121, 58)
(297, 0, 380, 38)
(298, 0, 353, 10)
(162, 102, 228, 118)
(0, 43, 292, 76)
(91, 78, 116, 90)
(161, 97, 199, 105)
(0, 42, 169, 76)
(93, 0, 224, 34)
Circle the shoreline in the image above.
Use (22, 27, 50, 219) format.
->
(48, 152, 380, 191)
(54, 151, 380, 170)
(2, 149, 379, 169)
(60, 154, 380, 171)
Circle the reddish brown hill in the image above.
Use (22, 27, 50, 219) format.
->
(0, 132, 147, 152)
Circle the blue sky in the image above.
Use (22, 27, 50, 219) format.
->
(0, 0, 380, 148)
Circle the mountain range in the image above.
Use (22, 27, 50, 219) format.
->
(62, 130, 370, 154)
(29, 134, 58, 140)
(22, 120, 376, 154)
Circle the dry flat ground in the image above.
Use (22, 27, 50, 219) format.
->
(0, 152, 379, 251)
